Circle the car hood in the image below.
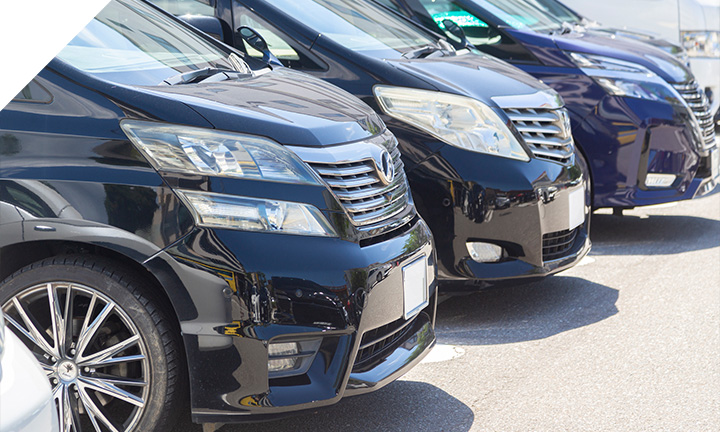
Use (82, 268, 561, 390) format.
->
(384, 52, 553, 104)
(554, 31, 693, 83)
(138, 68, 385, 147)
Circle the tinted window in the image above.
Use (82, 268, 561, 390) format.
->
(56, 0, 241, 85)
(152, 0, 214, 16)
(267, 0, 437, 57)
(237, 13, 326, 70)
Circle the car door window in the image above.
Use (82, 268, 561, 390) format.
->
(151, 0, 214, 16)
(236, 13, 326, 71)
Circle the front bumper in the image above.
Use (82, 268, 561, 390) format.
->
(574, 95, 713, 208)
(397, 137, 591, 289)
(152, 216, 436, 423)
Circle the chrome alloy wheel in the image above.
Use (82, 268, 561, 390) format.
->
(2, 282, 149, 432)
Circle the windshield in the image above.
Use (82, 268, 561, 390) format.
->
(267, 0, 437, 56)
(56, 0, 236, 85)
(522, 0, 582, 25)
(472, 0, 563, 32)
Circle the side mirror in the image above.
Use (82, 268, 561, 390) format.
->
(238, 26, 283, 67)
(442, 19, 475, 50)
(180, 15, 227, 42)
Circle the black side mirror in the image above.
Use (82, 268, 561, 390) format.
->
(180, 15, 227, 42)
(238, 26, 283, 67)
(442, 19, 475, 50)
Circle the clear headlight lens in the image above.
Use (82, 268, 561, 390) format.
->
(177, 191, 337, 236)
(374, 86, 529, 161)
(681, 31, 720, 58)
(593, 77, 685, 105)
(569, 52, 655, 75)
(569, 52, 689, 106)
(121, 120, 320, 184)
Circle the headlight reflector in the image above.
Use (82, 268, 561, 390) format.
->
(593, 77, 685, 105)
(681, 31, 720, 58)
(374, 86, 529, 161)
(177, 191, 337, 237)
(121, 120, 320, 184)
(568, 52, 655, 75)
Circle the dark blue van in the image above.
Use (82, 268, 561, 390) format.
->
(377, 0, 719, 210)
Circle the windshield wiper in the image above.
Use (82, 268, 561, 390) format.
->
(402, 44, 448, 59)
(160, 67, 252, 86)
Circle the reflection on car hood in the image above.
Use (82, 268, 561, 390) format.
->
(554, 32, 693, 83)
(140, 68, 385, 147)
(385, 52, 552, 104)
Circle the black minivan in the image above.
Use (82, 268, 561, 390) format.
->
(157, 0, 592, 290)
(0, 1, 436, 430)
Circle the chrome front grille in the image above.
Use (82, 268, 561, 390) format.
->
(673, 80, 716, 151)
(503, 107, 575, 164)
(299, 131, 410, 227)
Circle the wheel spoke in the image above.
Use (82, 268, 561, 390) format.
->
(75, 300, 114, 359)
(52, 384, 67, 432)
(89, 372, 147, 388)
(81, 354, 145, 368)
(63, 284, 75, 355)
(62, 385, 82, 432)
(78, 384, 119, 432)
(77, 334, 140, 366)
(79, 376, 145, 407)
(8, 298, 58, 358)
(48, 283, 68, 357)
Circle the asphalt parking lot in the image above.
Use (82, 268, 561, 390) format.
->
(179, 190, 719, 432)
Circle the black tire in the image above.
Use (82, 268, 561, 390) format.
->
(0, 255, 184, 432)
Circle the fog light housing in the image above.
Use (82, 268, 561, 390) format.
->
(268, 339, 322, 378)
(645, 173, 676, 188)
(466, 242, 503, 263)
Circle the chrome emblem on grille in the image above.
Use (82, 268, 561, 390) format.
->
(376, 149, 395, 185)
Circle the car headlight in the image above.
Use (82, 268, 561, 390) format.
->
(373, 86, 529, 161)
(593, 77, 685, 105)
(569, 52, 656, 75)
(569, 52, 687, 105)
(176, 191, 337, 236)
(121, 120, 321, 185)
(681, 31, 720, 58)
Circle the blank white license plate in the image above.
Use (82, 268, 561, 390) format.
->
(403, 256, 428, 320)
(568, 186, 585, 230)
(712, 148, 719, 180)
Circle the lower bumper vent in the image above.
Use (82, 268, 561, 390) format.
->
(542, 227, 579, 262)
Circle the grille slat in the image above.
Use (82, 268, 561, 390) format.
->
(307, 132, 411, 227)
(504, 107, 575, 164)
(542, 227, 579, 261)
(354, 314, 419, 370)
(672, 80, 717, 151)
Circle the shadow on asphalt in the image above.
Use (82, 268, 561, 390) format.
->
(590, 213, 720, 255)
(435, 276, 618, 345)
(176, 381, 473, 432)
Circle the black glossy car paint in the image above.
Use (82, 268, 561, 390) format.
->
(160, 0, 591, 289)
(0, 3, 437, 424)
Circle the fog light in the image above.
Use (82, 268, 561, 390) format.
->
(466, 242, 503, 263)
(268, 342, 300, 373)
(267, 339, 322, 378)
(645, 173, 676, 188)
